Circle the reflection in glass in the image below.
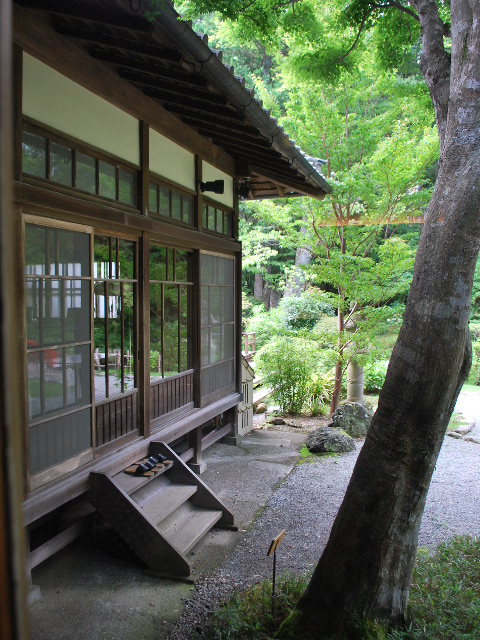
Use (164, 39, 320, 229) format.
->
(172, 192, 182, 220)
(149, 183, 158, 212)
(164, 284, 179, 376)
(22, 131, 47, 178)
(50, 142, 73, 186)
(99, 161, 116, 199)
(159, 186, 170, 216)
(119, 169, 135, 206)
(76, 152, 96, 194)
(150, 283, 163, 380)
(183, 196, 193, 225)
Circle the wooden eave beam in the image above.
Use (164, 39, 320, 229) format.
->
(180, 113, 260, 137)
(13, 5, 235, 175)
(197, 127, 274, 153)
(251, 167, 326, 200)
(131, 78, 229, 107)
(90, 48, 209, 88)
(52, 21, 183, 63)
(119, 70, 226, 105)
(151, 90, 241, 120)
(232, 151, 305, 183)
(14, 0, 153, 33)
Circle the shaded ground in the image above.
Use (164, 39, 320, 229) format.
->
(30, 389, 480, 640)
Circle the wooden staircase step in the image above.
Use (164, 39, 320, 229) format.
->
(157, 503, 223, 555)
(112, 464, 169, 496)
(139, 483, 198, 525)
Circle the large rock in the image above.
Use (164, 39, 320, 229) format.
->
(330, 402, 373, 438)
(306, 426, 355, 454)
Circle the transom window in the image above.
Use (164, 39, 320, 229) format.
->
(202, 201, 233, 237)
(22, 124, 136, 207)
(149, 180, 194, 225)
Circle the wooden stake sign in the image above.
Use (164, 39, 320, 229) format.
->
(267, 530, 285, 609)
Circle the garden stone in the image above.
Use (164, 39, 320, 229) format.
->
(306, 426, 355, 454)
(267, 417, 286, 425)
(255, 403, 267, 414)
(330, 402, 373, 438)
(464, 436, 480, 444)
(454, 422, 475, 436)
(447, 431, 462, 439)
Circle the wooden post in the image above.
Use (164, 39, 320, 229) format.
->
(0, 1, 30, 635)
(188, 425, 206, 474)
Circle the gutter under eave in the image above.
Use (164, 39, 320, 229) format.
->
(149, 3, 332, 196)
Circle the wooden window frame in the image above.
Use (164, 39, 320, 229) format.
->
(202, 197, 235, 239)
(148, 174, 196, 228)
(21, 120, 138, 210)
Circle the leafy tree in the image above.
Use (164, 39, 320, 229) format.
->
(172, 0, 480, 636)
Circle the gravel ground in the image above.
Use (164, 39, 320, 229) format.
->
(168, 414, 480, 639)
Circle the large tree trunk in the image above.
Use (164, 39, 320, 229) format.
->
(279, 0, 480, 636)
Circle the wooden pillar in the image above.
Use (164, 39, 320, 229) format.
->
(0, 1, 30, 636)
(138, 121, 151, 437)
(188, 426, 206, 474)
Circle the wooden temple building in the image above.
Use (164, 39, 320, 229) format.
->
(1, 0, 330, 607)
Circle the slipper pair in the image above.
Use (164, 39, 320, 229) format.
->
(124, 454, 173, 477)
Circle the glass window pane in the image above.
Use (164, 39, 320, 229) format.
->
(26, 280, 40, 345)
(64, 281, 90, 342)
(149, 245, 167, 282)
(76, 152, 96, 194)
(93, 282, 107, 401)
(149, 183, 158, 213)
(210, 287, 221, 324)
(201, 287, 209, 327)
(118, 239, 135, 280)
(98, 161, 116, 200)
(22, 131, 47, 178)
(150, 283, 163, 380)
(50, 142, 73, 186)
(94, 236, 111, 279)
(208, 206, 216, 231)
(180, 284, 191, 371)
(222, 324, 234, 360)
(42, 279, 62, 347)
(159, 186, 170, 216)
(224, 212, 233, 237)
(200, 254, 214, 285)
(123, 283, 136, 391)
(183, 196, 193, 225)
(210, 326, 221, 364)
(119, 169, 135, 206)
(57, 229, 90, 277)
(43, 349, 64, 414)
(171, 192, 182, 220)
(66, 345, 91, 408)
(106, 283, 122, 397)
(222, 286, 234, 323)
(25, 225, 47, 276)
(175, 251, 190, 282)
(27, 351, 42, 420)
(222, 257, 235, 285)
(163, 284, 179, 376)
(201, 328, 209, 366)
(202, 204, 208, 228)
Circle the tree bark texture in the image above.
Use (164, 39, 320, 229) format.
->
(279, 0, 480, 636)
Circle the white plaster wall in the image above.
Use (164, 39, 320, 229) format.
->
(202, 161, 234, 208)
(23, 54, 140, 166)
(149, 129, 195, 191)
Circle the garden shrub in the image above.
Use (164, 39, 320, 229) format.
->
(364, 360, 388, 393)
(255, 336, 332, 414)
(279, 292, 334, 331)
(245, 306, 286, 350)
(467, 341, 480, 385)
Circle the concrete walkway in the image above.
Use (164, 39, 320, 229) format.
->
(29, 429, 305, 640)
